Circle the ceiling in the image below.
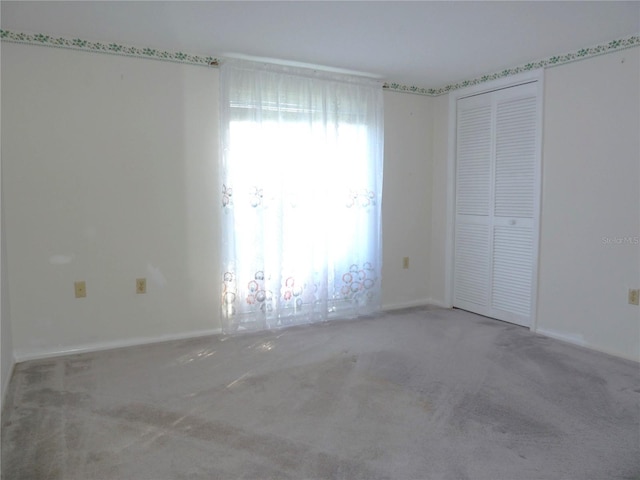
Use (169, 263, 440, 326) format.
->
(2, 1, 639, 89)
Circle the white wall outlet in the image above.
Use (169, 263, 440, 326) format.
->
(403, 257, 409, 269)
(74, 281, 86, 298)
(628, 289, 639, 306)
(136, 278, 147, 294)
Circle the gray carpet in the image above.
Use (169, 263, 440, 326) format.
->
(2, 306, 639, 480)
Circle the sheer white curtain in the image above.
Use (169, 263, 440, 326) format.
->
(219, 59, 384, 333)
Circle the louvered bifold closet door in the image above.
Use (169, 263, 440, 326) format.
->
(453, 96, 493, 316)
(454, 81, 539, 327)
(491, 87, 537, 325)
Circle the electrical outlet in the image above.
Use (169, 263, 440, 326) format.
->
(629, 289, 639, 306)
(136, 278, 147, 294)
(403, 257, 409, 269)
(74, 281, 86, 298)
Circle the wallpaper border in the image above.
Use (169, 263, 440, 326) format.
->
(1, 29, 638, 96)
(383, 35, 640, 96)
(0, 29, 219, 67)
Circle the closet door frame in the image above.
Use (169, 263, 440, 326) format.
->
(444, 69, 544, 331)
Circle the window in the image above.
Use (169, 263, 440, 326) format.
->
(220, 60, 384, 333)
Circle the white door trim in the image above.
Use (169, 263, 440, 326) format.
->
(445, 69, 544, 332)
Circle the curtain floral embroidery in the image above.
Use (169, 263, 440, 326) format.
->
(220, 59, 384, 333)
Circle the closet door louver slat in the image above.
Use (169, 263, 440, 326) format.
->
(456, 105, 492, 217)
(495, 97, 537, 219)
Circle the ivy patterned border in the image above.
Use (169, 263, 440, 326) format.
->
(0, 29, 219, 67)
(384, 35, 640, 96)
(1, 29, 638, 95)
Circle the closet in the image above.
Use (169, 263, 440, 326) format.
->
(453, 80, 541, 327)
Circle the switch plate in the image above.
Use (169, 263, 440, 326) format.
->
(403, 257, 409, 269)
(629, 289, 639, 306)
(74, 281, 86, 298)
(136, 278, 147, 294)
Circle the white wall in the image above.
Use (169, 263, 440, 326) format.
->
(2, 124, 16, 411)
(6, 40, 636, 363)
(382, 91, 433, 309)
(2, 44, 221, 360)
(427, 94, 450, 307)
(536, 47, 640, 361)
(2, 43, 435, 360)
(1, 37, 15, 408)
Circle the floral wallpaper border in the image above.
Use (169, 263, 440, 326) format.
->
(0, 29, 219, 67)
(1, 29, 638, 96)
(383, 35, 640, 96)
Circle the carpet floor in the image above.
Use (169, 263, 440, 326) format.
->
(2, 306, 639, 480)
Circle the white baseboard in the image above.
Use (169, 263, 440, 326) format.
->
(11, 302, 448, 362)
(382, 298, 446, 312)
(13, 328, 222, 363)
(424, 298, 451, 309)
(535, 327, 640, 363)
(1, 356, 16, 412)
(534, 328, 586, 347)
